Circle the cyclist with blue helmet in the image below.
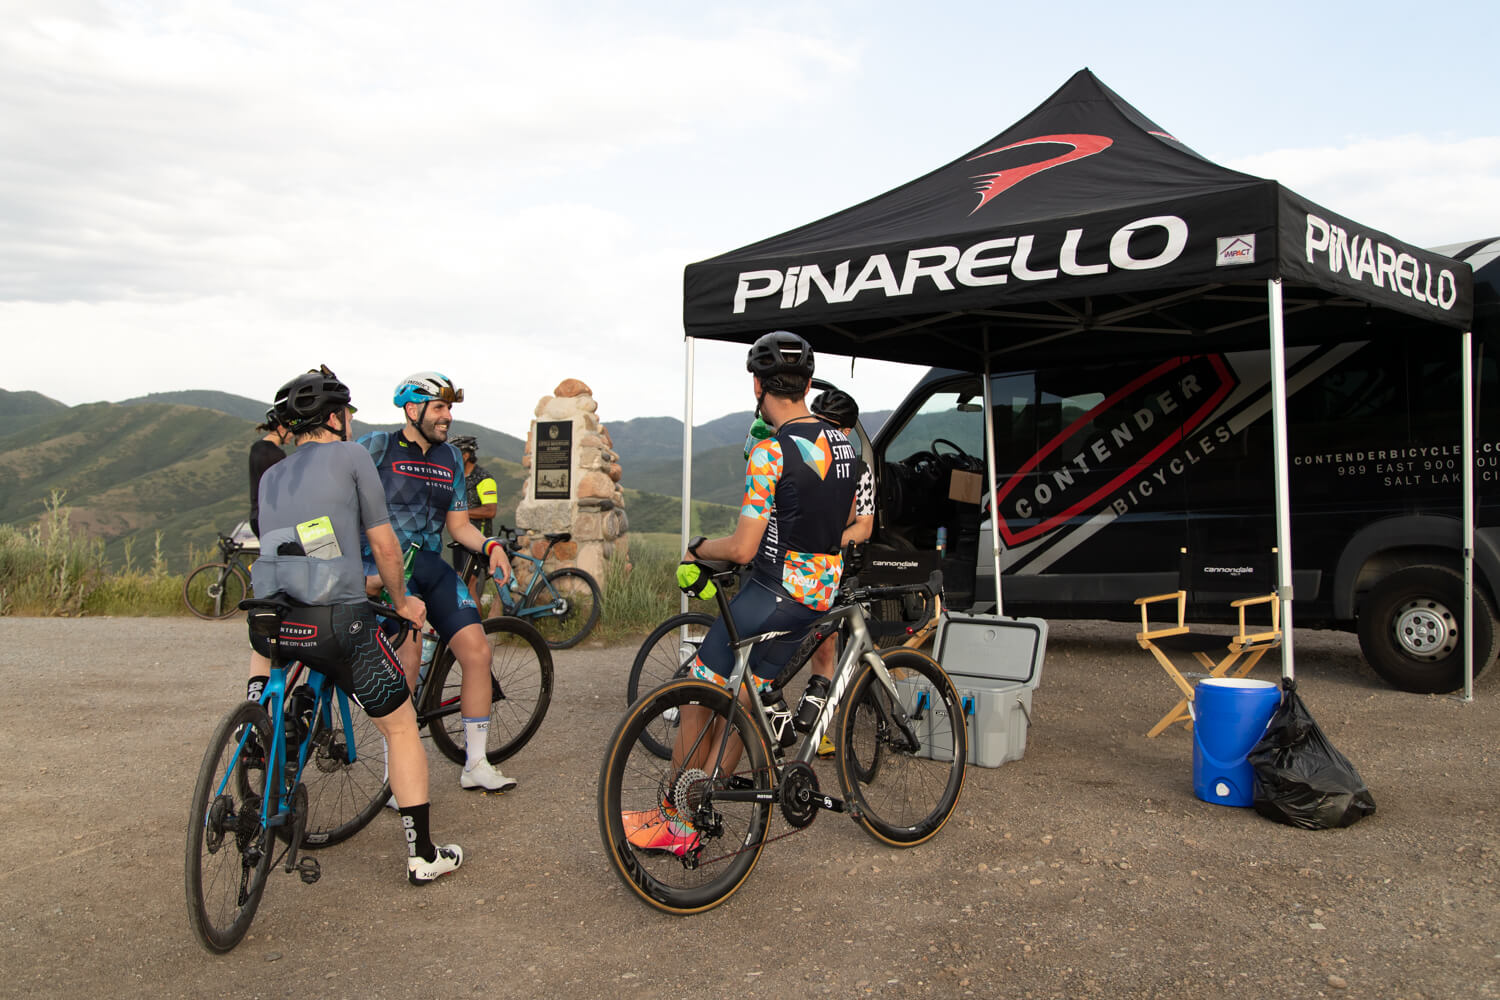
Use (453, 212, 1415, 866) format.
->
(357, 371, 519, 794)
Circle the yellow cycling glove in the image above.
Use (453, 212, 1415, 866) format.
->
(676, 561, 717, 600)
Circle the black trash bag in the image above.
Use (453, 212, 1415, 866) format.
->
(1247, 681, 1376, 830)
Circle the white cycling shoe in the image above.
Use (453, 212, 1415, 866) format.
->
(460, 759, 518, 793)
(407, 844, 463, 885)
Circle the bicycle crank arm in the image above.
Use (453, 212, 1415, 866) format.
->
(710, 788, 849, 814)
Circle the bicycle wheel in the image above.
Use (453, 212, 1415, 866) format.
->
(835, 647, 965, 847)
(185, 701, 275, 953)
(426, 616, 553, 765)
(598, 678, 773, 914)
(299, 687, 389, 848)
(182, 563, 248, 620)
(525, 568, 602, 649)
(627, 611, 714, 724)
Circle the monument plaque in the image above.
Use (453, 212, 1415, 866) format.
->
(534, 419, 573, 500)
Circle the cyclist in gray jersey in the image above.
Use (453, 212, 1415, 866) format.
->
(247, 366, 462, 886)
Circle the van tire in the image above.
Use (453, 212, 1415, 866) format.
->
(1357, 565, 1497, 693)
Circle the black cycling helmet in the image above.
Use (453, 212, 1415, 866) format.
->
(746, 330, 815, 379)
(811, 388, 859, 429)
(746, 330, 814, 398)
(449, 434, 478, 455)
(272, 365, 353, 438)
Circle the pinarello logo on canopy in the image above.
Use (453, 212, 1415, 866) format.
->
(966, 134, 1113, 214)
(994, 355, 1236, 545)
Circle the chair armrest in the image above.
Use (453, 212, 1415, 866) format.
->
(1136, 590, 1186, 634)
(1229, 593, 1276, 609)
(1232, 591, 1281, 641)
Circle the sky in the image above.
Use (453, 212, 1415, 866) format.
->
(3, 0, 1499, 440)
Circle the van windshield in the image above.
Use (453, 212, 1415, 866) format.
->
(883, 389, 987, 463)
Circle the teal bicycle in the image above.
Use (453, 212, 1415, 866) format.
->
(184, 596, 414, 953)
(456, 529, 602, 649)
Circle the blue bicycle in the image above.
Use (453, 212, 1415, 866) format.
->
(184, 597, 413, 953)
(457, 529, 602, 649)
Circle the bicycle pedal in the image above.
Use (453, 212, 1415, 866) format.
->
(296, 856, 321, 884)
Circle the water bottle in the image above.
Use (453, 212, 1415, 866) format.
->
(743, 415, 773, 459)
(420, 632, 437, 667)
(766, 695, 798, 748)
(793, 675, 831, 732)
(935, 525, 948, 557)
(496, 573, 518, 612)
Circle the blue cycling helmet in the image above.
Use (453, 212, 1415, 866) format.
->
(393, 371, 464, 407)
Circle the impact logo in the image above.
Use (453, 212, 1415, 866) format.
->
(1216, 235, 1255, 266)
(349, 619, 364, 635)
(966, 134, 1113, 214)
(994, 355, 1236, 545)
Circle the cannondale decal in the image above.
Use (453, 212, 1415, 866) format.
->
(734, 215, 1189, 314)
(966, 134, 1113, 214)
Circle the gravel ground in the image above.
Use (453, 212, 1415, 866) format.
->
(0, 615, 1496, 1000)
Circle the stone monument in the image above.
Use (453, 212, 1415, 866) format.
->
(514, 378, 628, 586)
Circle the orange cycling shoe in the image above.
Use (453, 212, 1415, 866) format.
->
(625, 818, 700, 857)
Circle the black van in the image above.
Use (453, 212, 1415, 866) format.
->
(867, 245, 1500, 694)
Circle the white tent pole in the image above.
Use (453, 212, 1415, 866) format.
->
(680, 337, 696, 615)
(981, 329, 1004, 616)
(1267, 279, 1296, 683)
(1462, 329, 1475, 702)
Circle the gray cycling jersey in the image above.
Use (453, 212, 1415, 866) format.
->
(254, 441, 391, 604)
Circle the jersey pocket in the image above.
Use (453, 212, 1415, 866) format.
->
(251, 528, 344, 604)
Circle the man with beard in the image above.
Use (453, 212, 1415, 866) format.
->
(357, 372, 519, 793)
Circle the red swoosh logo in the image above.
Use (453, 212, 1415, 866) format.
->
(966, 133, 1113, 214)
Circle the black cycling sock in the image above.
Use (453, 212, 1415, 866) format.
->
(398, 802, 437, 862)
(246, 677, 267, 703)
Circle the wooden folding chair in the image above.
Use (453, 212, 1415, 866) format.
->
(1135, 548, 1281, 738)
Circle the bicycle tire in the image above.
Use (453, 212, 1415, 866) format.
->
(185, 701, 275, 953)
(626, 612, 716, 754)
(835, 647, 965, 847)
(182, 562, 249, 620)
(598, 678, 773, 914)
(426, 616, 553, 765)
(298, 686, 389, 848)
(524, 568, 602, 649)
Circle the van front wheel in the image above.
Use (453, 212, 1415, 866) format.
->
(1357, 565, 1497, 693)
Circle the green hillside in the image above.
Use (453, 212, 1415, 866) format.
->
(0, 395, 734, 573)
(0, 388, 70, 432)
(119, 389, 271, 424)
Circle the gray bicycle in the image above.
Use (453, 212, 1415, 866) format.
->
(597, 562, 966, 914)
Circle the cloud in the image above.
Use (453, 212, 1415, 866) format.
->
(1229, 135, 1500, 247)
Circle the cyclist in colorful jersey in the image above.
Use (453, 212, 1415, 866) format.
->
(624, 331, 858, 856)
(250, 366, 462, 885)
(804, 387, 876, 755)
(357, 372, 518, 794)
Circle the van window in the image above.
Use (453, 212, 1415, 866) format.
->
(883, 386, 986, 464)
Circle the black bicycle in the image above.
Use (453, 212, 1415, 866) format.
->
(289, 610, 554, 849)
(598, 563, 965, 914)
(183, 533, 255, 620)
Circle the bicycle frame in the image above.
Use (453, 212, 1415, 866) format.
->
(683, 571, 926, 810)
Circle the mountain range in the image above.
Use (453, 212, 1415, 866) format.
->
(0, 387, 888, 572)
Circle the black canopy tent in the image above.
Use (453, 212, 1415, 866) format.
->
(681, 69, 1479, 691)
